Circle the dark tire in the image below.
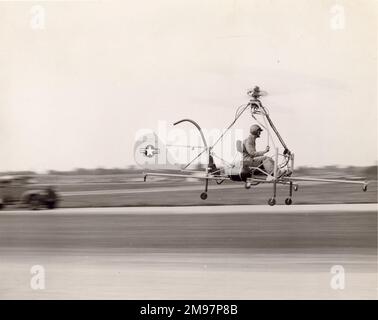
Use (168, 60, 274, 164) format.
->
(46, 201, 56, 209)
(45, 188, 58, 209)
(200, 192, 208, 200)
(268, 198, 276, 206)
(363, 184, 368, 192)
(28, 195, 41, 210)
(0, 203, 3, 210)
(285, 198, 292, 205)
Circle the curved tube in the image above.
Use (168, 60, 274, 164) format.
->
(173, 119, 208, 148)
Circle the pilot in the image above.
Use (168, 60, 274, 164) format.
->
(242, 124, 274, 176)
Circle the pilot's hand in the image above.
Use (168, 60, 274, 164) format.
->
(264, 146, 270, 153)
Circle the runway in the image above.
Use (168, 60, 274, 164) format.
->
(0, 204, 376, 299)
(60, 184, 243, 197)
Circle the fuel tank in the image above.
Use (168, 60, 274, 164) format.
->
(223, 166, 251, 182)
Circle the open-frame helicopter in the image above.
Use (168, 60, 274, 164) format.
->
(137, 86, 368, 206)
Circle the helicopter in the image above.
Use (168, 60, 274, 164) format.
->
(134, 86, 368, 206)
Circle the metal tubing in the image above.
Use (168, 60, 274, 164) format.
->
(274, 147, 279, 178)
(284, 177, 368, 185)
(174, 119, 208, 148)
(273, 147, 278, 199)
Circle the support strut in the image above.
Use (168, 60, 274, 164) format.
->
(174, 119, 211, 200)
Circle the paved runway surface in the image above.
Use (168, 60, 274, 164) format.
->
(0, 204, 377, 299)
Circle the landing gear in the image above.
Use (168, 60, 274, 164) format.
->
(267, 181, 295, 206)
(268, 197, 276, 206)
(363, 184, 368, 192)
(267, 167, 278, 206)
(294, 185, 298, 191)
(245, 181, 252, 189)
(200, 178, 209, 200)
(285, 181, 293, 205)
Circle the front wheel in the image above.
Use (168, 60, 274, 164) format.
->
(28, 195, 41, 210)
(268, 198, 276, 206)
(46, 201, 57, 209)
(45, 188, 58, 209)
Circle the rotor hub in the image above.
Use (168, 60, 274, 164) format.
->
(247, 86, 268, 99)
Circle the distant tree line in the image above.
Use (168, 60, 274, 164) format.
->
(47, 167, 143, 175)
(295, 165, 377, 179)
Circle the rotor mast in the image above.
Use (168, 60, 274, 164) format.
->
(248, 86, 290, 155)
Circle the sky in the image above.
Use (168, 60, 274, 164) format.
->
(0, 0, 377, 172)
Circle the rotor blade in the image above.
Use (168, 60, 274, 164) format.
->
(250, 90, 268, 96)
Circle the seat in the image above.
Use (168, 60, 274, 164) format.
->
(236, 140, 243, 153)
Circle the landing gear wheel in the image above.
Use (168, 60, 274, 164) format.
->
(200, 192, 208, 200)
(245, 182, 251, 189)
(363, 184, 368, 192)
(294, 185, 298, 191)
(285, 198, 292, 205)
(268, 198, 276, 206)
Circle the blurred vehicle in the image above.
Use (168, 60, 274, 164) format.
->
(0, 175, 59, 210)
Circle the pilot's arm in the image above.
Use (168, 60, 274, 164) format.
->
(244, 138, 268, 158)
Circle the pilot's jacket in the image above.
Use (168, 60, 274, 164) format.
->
(242, 135, 265, 162)
(242, 134, 273, 173)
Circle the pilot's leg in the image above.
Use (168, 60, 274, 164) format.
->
(252, 156, 274, 174)
(262, 157, 274, 174)
(241, 160, 253, 181)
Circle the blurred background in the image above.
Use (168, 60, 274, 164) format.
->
(0, 1, 376, 300)
(0, 0, 377, 172)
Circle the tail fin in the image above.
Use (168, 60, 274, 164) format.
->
(133, 132, 179, 170)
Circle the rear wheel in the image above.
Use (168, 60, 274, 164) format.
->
(200, 192, 208, 200)
(268, 198, 276, 206)
(285, 198, 292, 205)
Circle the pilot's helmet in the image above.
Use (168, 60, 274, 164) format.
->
(250, 124, 263, 135)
